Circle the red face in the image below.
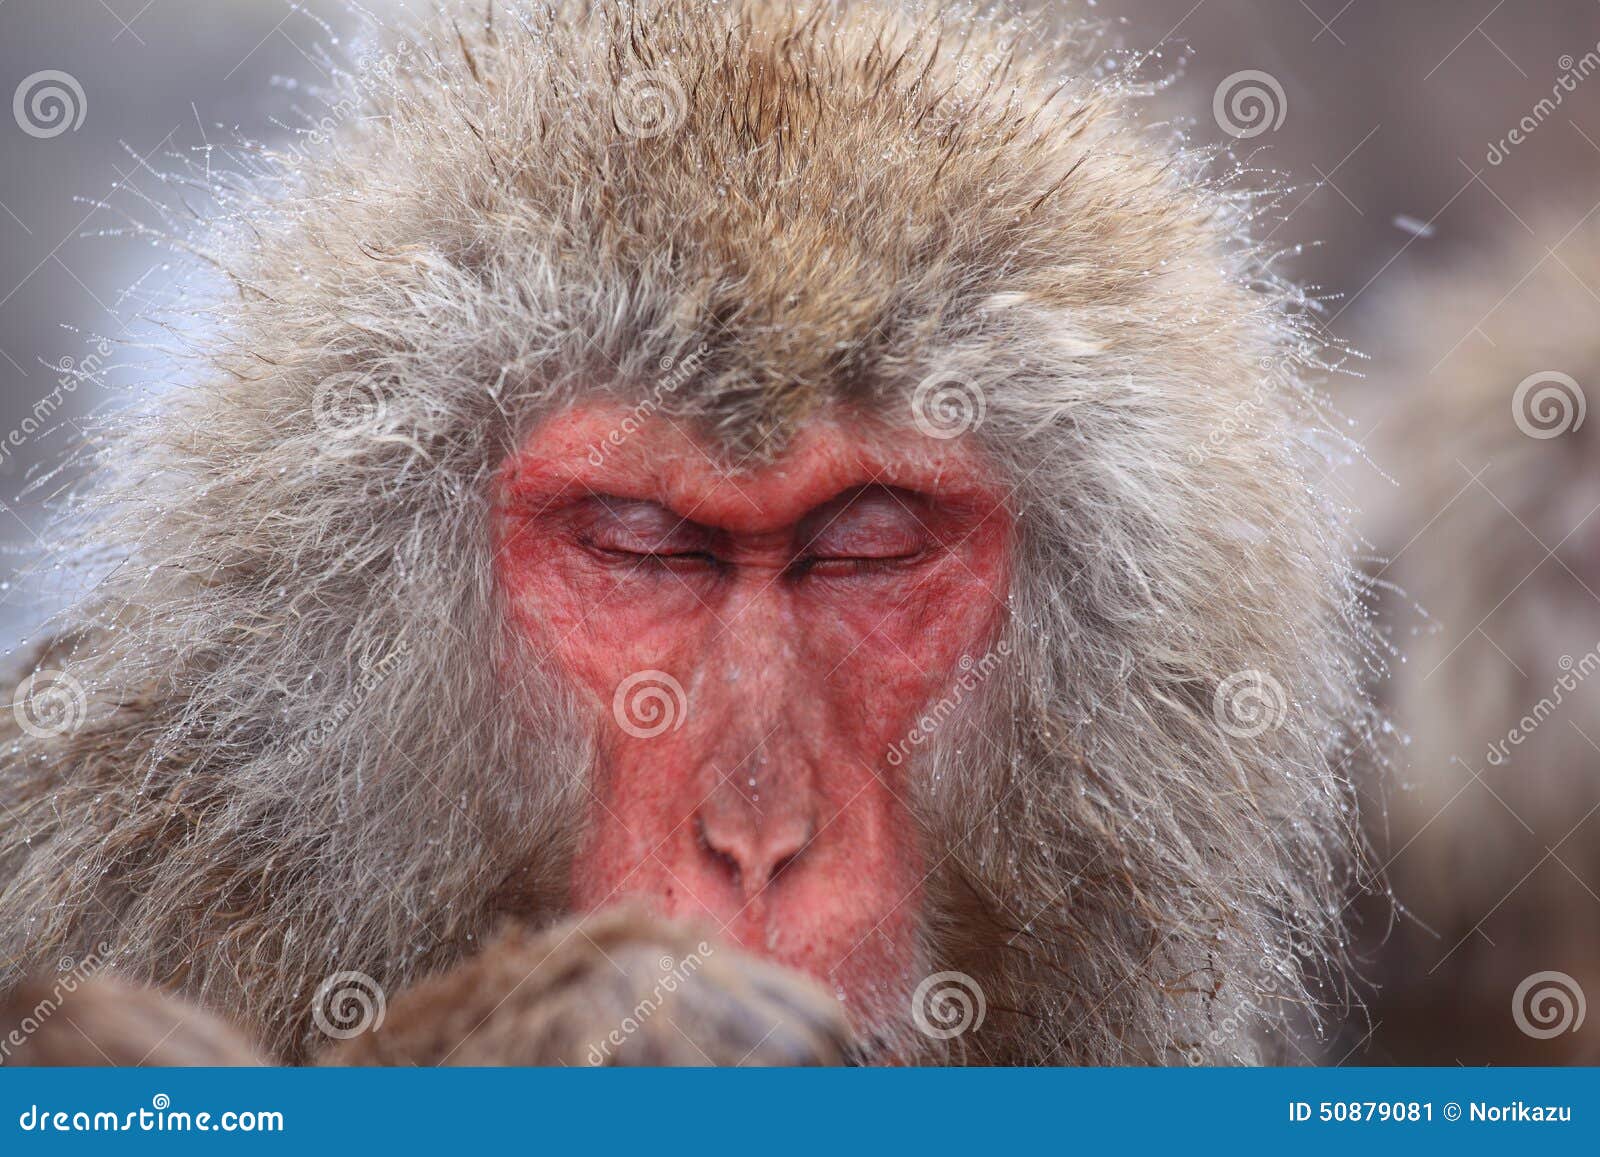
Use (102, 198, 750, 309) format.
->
(492, 403, 1010, 1017)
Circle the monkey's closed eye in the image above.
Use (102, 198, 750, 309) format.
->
(789, 548, 928, 579)
(575, 497, 720, 570)
(793, 486, 933, 577)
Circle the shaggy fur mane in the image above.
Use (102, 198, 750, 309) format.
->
(0, 0, 1373, 1064)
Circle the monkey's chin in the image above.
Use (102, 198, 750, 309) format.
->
(567, 886, 921, 1041)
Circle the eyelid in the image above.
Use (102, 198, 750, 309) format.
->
(579, 498, 710, 554)
(796, 486, 933, 556)
(802, 534, 927, 559)
(802, 514, 929, 558)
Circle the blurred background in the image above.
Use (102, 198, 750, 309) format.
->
(2, 0, 1597, 1064)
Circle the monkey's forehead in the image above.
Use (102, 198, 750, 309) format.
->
(218, 1, 1251, 452)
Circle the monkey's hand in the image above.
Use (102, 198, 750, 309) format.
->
(320, 907, 853, 1066)
(0, 973, 264, 1066)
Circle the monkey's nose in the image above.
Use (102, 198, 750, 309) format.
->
(695, 807, 815, 896)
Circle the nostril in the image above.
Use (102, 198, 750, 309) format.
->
(696, 814, 743, 888)
(766, 820, 815, 886)
(769, 846, 803, 884)
(696, 811, 814, 892)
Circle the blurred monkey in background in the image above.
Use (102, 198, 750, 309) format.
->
(1354, 213, 1600, 1065)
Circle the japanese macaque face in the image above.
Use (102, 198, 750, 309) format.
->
(494, 404, 1011, 1007)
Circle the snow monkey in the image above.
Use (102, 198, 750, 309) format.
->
(0, 0, 1373, 1066)
(1354, 214, 1600, 1066)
